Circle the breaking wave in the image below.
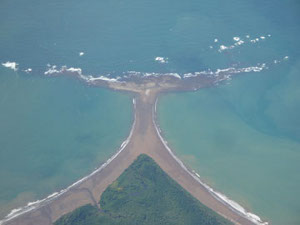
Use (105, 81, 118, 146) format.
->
(152, 99, 268, 225)
(41, 61, 277, 87)
(1, 52, 289, 89)
(209, 33, 272, 52)
(0, 54, 289, 224)
(1, 61, 18, 71)
(0, 99, 137, 225)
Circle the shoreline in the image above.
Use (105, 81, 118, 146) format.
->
(2, 75, 268, 225)
(0, 98, 137, 225)
(153, 97, 267, 225)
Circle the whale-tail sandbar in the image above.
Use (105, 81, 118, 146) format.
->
(2, 71, 268, 225)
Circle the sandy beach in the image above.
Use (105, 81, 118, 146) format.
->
(2, 78, 262, 225)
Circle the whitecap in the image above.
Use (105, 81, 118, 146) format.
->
(87, 75, 118, 82)
(234, 40, 244, 46)
(2, 61, 18, 71)
(65, 67, 82, 73)
(23, 68, 32, 73)
(44, 65, 60, 75)
(165, 73, 181, 79)
(218, 44, 235, 52)
(183, 63, 268, 82)
(155, 56, 168, 64)
(218, 45, 228, 52)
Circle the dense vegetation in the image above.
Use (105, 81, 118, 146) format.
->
(55, 154, 232, 225)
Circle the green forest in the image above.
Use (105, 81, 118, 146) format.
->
(55, 154, 232, 225)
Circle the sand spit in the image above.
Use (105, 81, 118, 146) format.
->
(2, 74, 268, 225)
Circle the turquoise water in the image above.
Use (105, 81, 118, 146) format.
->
(1, 0, 299, 224)
(158, 64, 300, 225)
(0, 67, 132, 218)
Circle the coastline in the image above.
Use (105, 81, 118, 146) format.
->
(153, 97, 268, 225)
(0, 65, 274, 225)
(2, 87, 267, 225)
(0, 98, 137, 225)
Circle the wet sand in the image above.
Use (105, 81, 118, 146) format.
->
(4, 82, 257, 225)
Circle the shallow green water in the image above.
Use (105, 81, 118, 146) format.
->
(0, 67, 132, 218)
(158, 64, 300, 225)
(0, 0, 299, 223)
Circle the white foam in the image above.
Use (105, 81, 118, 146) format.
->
(23, 68, 32, 73)
(42, 60, 275, 88)
(234, 40, 244, 46)
(166, 73, 181, 79)
(2, 61, 18, 71)
(65, 67, 82, 73)
(0, 100, 137, 224)
(124, 71, 181, 80)
(219, 45, 228, 51)
(217, 36, 248, 52)
(218, 43, 237, 52)
(284, 56, 289, 60)
(46, 192, 59, 199)
(43, 65, 120, 84)
(79, 52, 85, 56)
(183, 70, 212, 78)
(44, 65, 60, 75)
(250, 37, 261, 43)
(214, 38, 218, 43)
(87, 75, 118, 82)
(183, 63, 267, 81)
(152, 99, 268, 225)
(155, 56, 168, 64)
(240, 34, 271, 44)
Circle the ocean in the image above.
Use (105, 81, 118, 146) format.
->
(0, 0, 299, 224)
(0, 68, 133, 218)
(158, 64, 300, 225)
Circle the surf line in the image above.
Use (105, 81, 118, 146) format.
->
(152, 98, 268, 225)
(0, 98, 137, 225)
